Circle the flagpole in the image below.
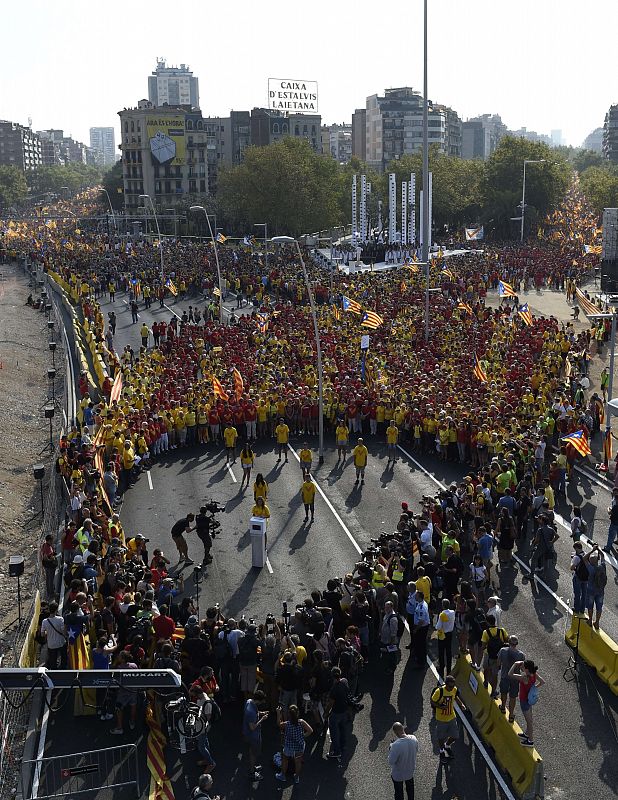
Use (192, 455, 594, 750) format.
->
(422, 0, 430, 342)
(190, 206, 224, 322)
(139, 194, 163, 279)
(273, 236, 324, 464)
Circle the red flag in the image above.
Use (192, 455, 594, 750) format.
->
(212, 376, 229, 401)
(233, 367, 244, 401)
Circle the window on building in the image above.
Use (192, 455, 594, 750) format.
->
(282, 123, 288, 133)
(187, 120, 193, 130)
(124, 121, 128, 132)
(295, 126, 300, 136)
(197, 121, 203, 130)
(200, 179, 206, 193)
(131, 121, 134, 132)
(273, 123, 279, 133)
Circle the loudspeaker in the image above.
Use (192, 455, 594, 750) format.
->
(44, 404, 55, 419)
(48, 368, 56, 380)
(33, 464, 45, 480)
(49, 341, 57, 352)
(9, 556, 24, 577)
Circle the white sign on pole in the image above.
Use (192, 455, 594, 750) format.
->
(401, 181, 408, 247)
(388, 173, 397, 244)
(428, 171, 433, 250)
(409, 173, 416, 246)
(360, 174, 367, 244)
(419, 189, 424, 251)
(360, 334, 370, 350)
(351, 174, 358, 248)
(267, 79, 318, 112)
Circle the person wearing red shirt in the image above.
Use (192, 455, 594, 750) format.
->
(153, 606, 176, 641)
(245, 401, 257, 441)
(208, 407, 220, 442)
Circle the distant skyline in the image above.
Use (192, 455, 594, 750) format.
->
(3, 0, 617, 151)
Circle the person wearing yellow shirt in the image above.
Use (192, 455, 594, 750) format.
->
(257, 400, 269, 439)
(300, 477, 316, 522)
(253, 473, 268, 503)
(335, 422, 349, 460)
(121, 440, 135, 493)
(251, 496, 271, 521)
(275, 418, 289, 463)
(240, 443, 255, 490)
(299, 444, 312, 479)
(223, 423, 238, 464)
(352, 438, 369, 485)
(431, 675, 466, 761)
(175, 408, 187, 448)
(386, 420, 399, 464)
(415, 567, 432, 603)
(185, 406, 197, 446)
(197, 405, 209, 444)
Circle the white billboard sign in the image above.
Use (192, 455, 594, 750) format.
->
(268, 78, 318, 113)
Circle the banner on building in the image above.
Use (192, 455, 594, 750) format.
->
(146, 116, 186, 166)
(409, 173, 416, 246)
(352, 174, 358, 247)
(465, 226, 484, 241)
(268, 79, 318, 113)
(388, 173, 397, 244)
(360, 174, 367, 244)
(401, 182, 408, 247)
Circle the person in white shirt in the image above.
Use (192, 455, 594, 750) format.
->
(388, 722, 418, 800)
(435, 599, 456, 677)
(41, 601, 66, 669)
(486, 596, 503, 628)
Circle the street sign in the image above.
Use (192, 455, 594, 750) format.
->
(0, 668, 181, 690)
(61, 764, 98, 778)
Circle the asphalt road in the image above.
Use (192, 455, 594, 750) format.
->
(38, 290, 618, 800)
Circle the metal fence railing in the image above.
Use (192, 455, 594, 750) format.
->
(21, 744, 140, 800)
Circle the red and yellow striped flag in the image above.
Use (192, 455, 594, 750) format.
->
(233, 367, 244, 401)
(212, 376, 229, 401)
(457, 301, 473, 315)
(332, 305, 342, 321)
(473, 354, 488, 383)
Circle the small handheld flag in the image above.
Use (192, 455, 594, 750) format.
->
(213, 286, 221, 297)
(212, 376, 229, 401)
(498, 280, 517, 298)
(165, 278, 177, 296)
(216, 232, 227, 244)
(441, 267, 455, 281)
(332, 305, 342, 321)
(233, 367, 244, 401)
(518, 303, 533, 326)
(561, 430, 591, 457)
(342, 296, 362, 314)
(457, 301, 473, 315)
(361, 310, 384, 330)
(473, 354, 488, 383)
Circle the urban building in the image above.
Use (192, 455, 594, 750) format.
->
(603, 105, 618, 163)
(250, 108, 322, 152)
(551, 129, 563, 147)
(37, 129, 91, 165)
(0, 120, 41, 171)
(118, 100, 210, 209)
(351, 108, 366, 160)
(582, 127, 604, 153)
(148, 59, 199, 109)
(510, 127, 552, 146)
(461, 114, 507, 160)
(321, 123, 352, 163)
(89, 127, 117, 166)
(364, 87, 462, 171)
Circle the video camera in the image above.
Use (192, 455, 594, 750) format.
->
(204, 500, 225, 514)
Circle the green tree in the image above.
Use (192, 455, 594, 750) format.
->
(30, 163, 101, 196)
(217, 138, 343, 236)
(0, 165, 28, 207)
(482, 136, 571, 239)
(101, 161, 124, 210)
(572, 149, 605, 173)
(579, 164, 618, 214)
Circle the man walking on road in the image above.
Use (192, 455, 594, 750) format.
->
(352, 438, 368, 485)
(388, 722, 417, 800)
(300, 476, 316, 522)
(431, 675, 466, 762)
(275, 418, 289, 463)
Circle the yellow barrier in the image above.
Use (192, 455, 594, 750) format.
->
(452, 655, 544, 799)
(565, 615, 618, 695)
(19, 591, 42, 668)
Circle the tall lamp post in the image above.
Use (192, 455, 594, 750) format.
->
(100, 188, 118, 234)
(421, 0, 431, 342)
(272, 235, 324, 465)
(520, 159, 546, 243)
(139, 194, 164, 279)
(189, 206, 224, 322)
(254, 223, 268, 271)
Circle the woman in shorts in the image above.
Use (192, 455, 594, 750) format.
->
(275, 704, 313, 785)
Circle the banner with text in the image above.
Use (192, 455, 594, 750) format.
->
(268, 79, 318, 112)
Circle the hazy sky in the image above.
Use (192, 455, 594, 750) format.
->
(3, 0, 616, 149)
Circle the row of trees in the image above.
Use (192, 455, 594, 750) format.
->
(215, 136, 573, 240)
(0, 163, 103, 210)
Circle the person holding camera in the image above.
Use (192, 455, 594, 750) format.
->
(195, 507, 214, 565)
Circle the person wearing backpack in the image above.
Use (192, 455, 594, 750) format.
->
(480, 615, 508, 697)
(508, 659, 545, 748)
(238, 624, 262, 699)
(570, 541, 589, 614)
(585, 548, 607, 630)
(430, 675, 466, 761)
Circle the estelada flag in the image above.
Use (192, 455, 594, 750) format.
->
(473, 354, 488, 383)
(498, 280, 517, 298)
(457, 301, 473, 314)
(561, 430, 592, 457)
(342, 295, 362, 314)
(212, 376, 229, 401)
(332, 305, 342, 321)
(233, 367, 244, 401)
(518, 303, 533, 326)
(361, 310, 384, 330)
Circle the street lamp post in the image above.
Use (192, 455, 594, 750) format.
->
(422, 0, 430, 342)
(100, 188, 117, 234)
(254, 223, 268, 272)
(189, 206, 224, 322)
(272, 235, 324, 465)
(139, 194, 164, 279)
(520, 159, 546, 243)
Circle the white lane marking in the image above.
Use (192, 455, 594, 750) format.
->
(163, 302, 181, 320)
(400, 616, 517, 800)
(287, 443, 362, 555)
(226, 462, 238, 483)
(147, 470, 153, 491)
(265, 556, 274, 574)
(396, 444, 573, 611)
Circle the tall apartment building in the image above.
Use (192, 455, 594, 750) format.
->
(321, 123, 352, 163)
(364, 87, 462, 171)
(510, 127, 552, 146)
(148, 59, 200, 109)
(461, 114, 507, 160)
(0, 120, 41, 171)
(352, 108, 366, 159)
(89, 127, 117, 166)
(582, 127, 604, 153)
(37, 129, 91, 165)
(250, 108, 322, 153)
(603, 105, 618, 163)
(118, 100, 210, 209)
